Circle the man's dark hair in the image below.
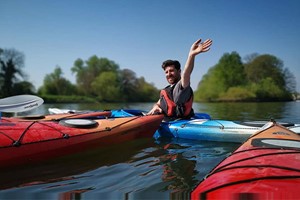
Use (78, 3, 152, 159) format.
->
(162, 60, 181, 70)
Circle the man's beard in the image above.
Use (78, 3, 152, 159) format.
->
(167, 75, 180, 85)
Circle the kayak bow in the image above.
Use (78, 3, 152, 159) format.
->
(191, 121, 300, 199)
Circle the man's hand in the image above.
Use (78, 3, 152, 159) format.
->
(147, 104, 162, 115)
(189, 38, 213, 57)
(182, 37, 213, 88)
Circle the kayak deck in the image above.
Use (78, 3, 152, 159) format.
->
(191, 122, 300, 199)
(154, 118, 300, 143)
(0, 114, 163, 168)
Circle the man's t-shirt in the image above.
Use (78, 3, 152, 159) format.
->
(172, 80, 193, 105)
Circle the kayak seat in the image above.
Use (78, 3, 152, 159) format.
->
(59, 119, 99, 129)
(238, 121, 295, 128)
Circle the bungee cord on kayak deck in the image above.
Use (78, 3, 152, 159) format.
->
(0, 113, 163, 169)
(0, 116, 143, 148)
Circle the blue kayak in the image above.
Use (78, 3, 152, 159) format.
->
(110, 109, 300, 143)
(49, 108, 300, 143)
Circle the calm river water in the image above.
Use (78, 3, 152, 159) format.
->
(1, 101, 299, 199)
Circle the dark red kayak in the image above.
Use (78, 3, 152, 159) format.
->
(191, 121, 300, 200)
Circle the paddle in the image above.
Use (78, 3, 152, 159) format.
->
(0, 95, 44, 117)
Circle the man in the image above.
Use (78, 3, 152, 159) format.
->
(148, 37, 213, 120)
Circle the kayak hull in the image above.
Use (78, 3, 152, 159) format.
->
(48, 108, 300, 143)
(191, 122, 300, 199)
(154, 119, 257, 143)
(154, 118, 300, 143)
(0, 114, 163, 168)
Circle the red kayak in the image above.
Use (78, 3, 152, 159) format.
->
(191, 121, 300, 200)
(0, 113, 163, 168)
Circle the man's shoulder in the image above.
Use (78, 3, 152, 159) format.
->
(175, 80, 192, 90)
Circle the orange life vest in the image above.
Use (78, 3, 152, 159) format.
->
(160, 85, 194, 118)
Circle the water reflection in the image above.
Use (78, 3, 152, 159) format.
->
(194, 101, 300, 123)
(0, 137, 239, 199)
(0, 138, 154, 190)
(122, 138, 239, 199)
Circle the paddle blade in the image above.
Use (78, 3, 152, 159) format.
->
(0, 95, 44, 113)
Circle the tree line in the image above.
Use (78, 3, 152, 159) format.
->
(194, 52, 296, 102)
(38, 55, 159, 102)
(0, 48, 297, 102)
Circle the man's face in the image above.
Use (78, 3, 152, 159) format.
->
(164, 65, 181, 85)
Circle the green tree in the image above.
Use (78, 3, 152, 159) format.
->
(71, 56, 119, 96)
(249, 78, 290, 101)
(195, 68, 225, 101)
(91, 71, 121, 102)
(219, 86, 256, 101)
(119, 69, 139, 102)
(195, 52, 294, 102)
(0, 48, 34, 97)
(245, 54, 293, 100)
(245, 54, 285, 86)
(135, 77, 159, 102)
(70, 56, 159, 102)
(217, 52, 246, 89)
(12, 81, 35, 95)
(38, 66, 77, 95)
(283, 68, 296, 93)
(195, 52, 246, 101)
(118, 69, 159, 102)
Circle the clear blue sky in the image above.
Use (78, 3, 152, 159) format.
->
(1, 0, 300, 92)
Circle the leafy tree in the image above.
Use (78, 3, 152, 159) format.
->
(119, 69, 139, 102)
(195, 52, 294, 102)
(195, 52, 246, 101)
(38, 66, 77, 95)
(0, 48, 34, 97)
(244, 54, 294, 100)
(283, 68, 296, 93)
(117, 69, 159, 102)
(217, 52, 246, 89)
(12, 81, 35, 95)
(250, 77, 290, 101)
(71, 56, 119, 96)
(219, 86, 256, 101)
(245, 54, 285, 86)
(91, 71, 121, 102)
(243, 53, 259, 63)
(195, 68, 225, 101)
(69, 56, 159, 102)
(135, 77, 159, 102)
